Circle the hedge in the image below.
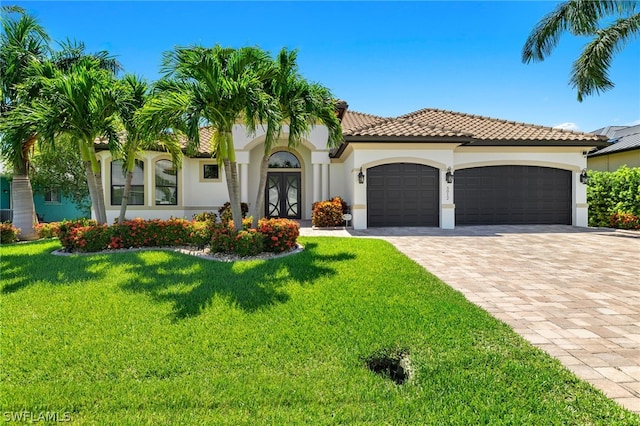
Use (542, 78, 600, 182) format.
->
(587, 166, 640, 229)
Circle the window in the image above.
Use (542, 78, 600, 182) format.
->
(111, 160, 145, 205)
(203, 164, 219, 180)
(155, 159, 177, 205)
(268, 151, 300, 168)
(44, 189, 60, 204)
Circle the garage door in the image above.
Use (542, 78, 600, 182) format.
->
(367, 163, 439, 227)
(455, 165, 571, 225)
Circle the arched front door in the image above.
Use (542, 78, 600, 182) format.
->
(265, 151, 302, 219)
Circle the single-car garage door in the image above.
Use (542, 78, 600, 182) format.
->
(455, 165, 571, 225)
(367, 163, 439, 227)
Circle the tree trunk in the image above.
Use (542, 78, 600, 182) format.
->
(93, 167, 107, 225)
(251, 154, 270, 228)
(11, 173, 38, 241)
(223, 157, 243, 232)
(118, 170, 133, 224)
(83, 160, 101, 223)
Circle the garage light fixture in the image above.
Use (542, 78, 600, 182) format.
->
(358, 167, 365, 184)
(579, 169, 588, 184)
(445, 167, 454, 184)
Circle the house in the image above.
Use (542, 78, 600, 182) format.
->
(587, 124, 640, 172)
(95, 105, 607, 229)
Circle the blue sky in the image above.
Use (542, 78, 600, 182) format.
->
(14, 1, 640, 132)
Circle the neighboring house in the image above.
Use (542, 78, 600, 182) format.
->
(588, 124, 640, 171)
(95, 105, 607, 230)
(0, 162, 87, 223)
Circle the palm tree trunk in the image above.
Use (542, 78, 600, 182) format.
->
(11, 172, 38, 241)
(222, 157, 243, 232)
(251, 154, 270, 228)
(118, 170, 133, 224)
(93, 167, 107, 225)
(83, 160, 101, 222)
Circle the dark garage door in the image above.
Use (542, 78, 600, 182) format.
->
(455, 165, 571, 225)
(367, 163, 439, 227)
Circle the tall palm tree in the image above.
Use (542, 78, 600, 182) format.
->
(141, 45, 280, 231)
(114, 74, 182, 223)
(250, 48, 342, 227)
(0, 6, 49, 240)
(3, 56, 121, 224)
(523, 0, 639, 101)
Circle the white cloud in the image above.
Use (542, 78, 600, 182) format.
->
(553, 122, 580, 131)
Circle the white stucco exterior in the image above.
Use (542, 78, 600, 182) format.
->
(96, 122, 598, 229)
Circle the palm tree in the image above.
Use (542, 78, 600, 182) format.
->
(0, 6, 49, 240)
(3, 56, 121, 224)
(250, 48, 342, 227)
(523, 0, 640, 101)
(141, 45, 280, 231)
(114, 74, 183, 223)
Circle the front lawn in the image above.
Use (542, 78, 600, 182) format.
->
(1, 238, 637, 425)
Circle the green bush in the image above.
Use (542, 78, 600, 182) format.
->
(189, 221, 215, 249)
(57, 219, 98, 250)
(192, 211, 217, 223)
(0, 222, 20, 244)
(258, 218, 300, 252)
(588, 166, 640, 228)
(312, 196, 346, 227)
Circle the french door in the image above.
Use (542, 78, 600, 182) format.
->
(265, 172, 301, 219)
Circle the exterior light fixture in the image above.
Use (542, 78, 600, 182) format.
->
(445, 167, 454, 184)
(358, 167, 365, 184)
(579, 169, 589, 184)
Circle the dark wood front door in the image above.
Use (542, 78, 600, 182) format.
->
(265, 172, 301, 219)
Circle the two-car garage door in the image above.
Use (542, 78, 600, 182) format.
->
(367, 163, 571, 226)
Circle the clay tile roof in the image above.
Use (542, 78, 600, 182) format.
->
(398, 108, 605, 142)
(345, 116, 471, 138)
(341, 110, 387, 133)
(96, 127, 217, 156)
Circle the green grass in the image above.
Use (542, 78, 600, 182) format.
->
(1, 238, 638, 425)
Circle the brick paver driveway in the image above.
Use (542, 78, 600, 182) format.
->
(349, 225, 640, 413)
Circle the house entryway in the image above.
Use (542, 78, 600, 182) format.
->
(265, 172, 301, 219)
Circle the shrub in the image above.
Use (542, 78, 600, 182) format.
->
(312, 197, 346, 227)
(258, 218, 300, 252)
(73, 225, 111, 252)
(57, 219, 98, 250)
(609, 211, 640, 230)
(232, 230, 264, 257)
(189, 221, 215, 249)
(192, 211, 217, 223)
(0, 222, 20, 244)
(218, 202, 249, 223)
(35, 222, 60, 239)
(588, 166, 640, 227)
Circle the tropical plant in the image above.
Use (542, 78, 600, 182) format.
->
(2, 55, 121, 224)
(113, 74, 182, 223)
(0, 6, 50, 240)
(29, 134, 91, 216)
(141, 45, 280, 231)
(522, 0, 640, 101)
(250, 48, 343, 227)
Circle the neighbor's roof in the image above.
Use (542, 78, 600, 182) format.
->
(342, 108, 606, 143)
(589, 124, 640, 157)
(96, 127, 216, 156)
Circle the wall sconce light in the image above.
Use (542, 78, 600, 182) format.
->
(579, 169, 588, 184)
(358, 167, 365, 184)
(445, 167, 454, 184)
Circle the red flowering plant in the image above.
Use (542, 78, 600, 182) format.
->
(56, 219, 98, 250)
(257, 218, 300, 252)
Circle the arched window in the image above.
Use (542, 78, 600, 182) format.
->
(155, 160, 177, 205)
(111, 160, 144, 205)
(268, 151, 301, 169)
